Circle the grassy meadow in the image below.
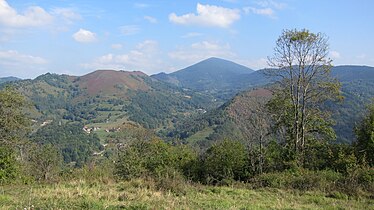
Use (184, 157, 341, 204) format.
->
(1, 179, 373, 210)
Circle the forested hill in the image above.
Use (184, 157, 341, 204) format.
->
(0, 76, 21, 84)
(1, 70, 216, 130)
(2, 62, 374, 144)
(165, 88, 273, 149)
(163, 65, 374, 144)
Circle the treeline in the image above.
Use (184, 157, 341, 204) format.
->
(113, 134, 373, 196)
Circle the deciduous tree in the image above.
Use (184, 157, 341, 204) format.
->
(266, 29, 341, 162)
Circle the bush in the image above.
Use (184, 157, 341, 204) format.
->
(252, 169, 342, 192)
(115, 139, 198, 183)
(203, 139, 247, 184)
(155, 167, 188, 196)
(0, 146, 20, 184)
(115, 144, 147, 180)
(338, 167, 374, 197)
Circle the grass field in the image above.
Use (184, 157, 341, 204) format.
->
(186, 127, 215, 144)
(1, 179, 372, 210)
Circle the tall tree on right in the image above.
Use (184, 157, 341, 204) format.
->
(355, 100, 374, 166)
(266, 29, 341, 163)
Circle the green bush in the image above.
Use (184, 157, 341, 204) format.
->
(253, 169, 342, 192)
(203, 139, 247, 184)
(115, 143, 147, 180)
(155, 167, 188, 195)
(115, 139, 198, 183)
(0, 147, 19, 184)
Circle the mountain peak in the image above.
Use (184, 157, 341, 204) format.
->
(151, 57, 254, 96)
(88, 70, 147, 77)
(77, 70, 149, 95)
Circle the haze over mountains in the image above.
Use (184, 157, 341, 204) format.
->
(1, 57, 374, 144)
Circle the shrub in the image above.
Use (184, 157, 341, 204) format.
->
(0, 146, 19, 184)
(252, 169, 342, 192)
(115, 139, 198, 183)
(203, 139, 247, 184)
(115, 143, 147, 180)
(155, 167, 188, 196)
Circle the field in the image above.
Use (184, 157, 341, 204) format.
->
(1, 180, 372, 210)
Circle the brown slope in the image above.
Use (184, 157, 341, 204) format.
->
(75, 70, 150, 96)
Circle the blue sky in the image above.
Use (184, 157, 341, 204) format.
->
(0, 0, 373, 79)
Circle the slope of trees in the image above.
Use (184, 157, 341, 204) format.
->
(30, 122, 102, 167)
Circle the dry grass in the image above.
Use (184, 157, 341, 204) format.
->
(0, 179, 373, 209)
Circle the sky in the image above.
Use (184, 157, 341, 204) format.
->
(0, 0, 373, 79)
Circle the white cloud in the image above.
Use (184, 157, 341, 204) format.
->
(256, 0, 287, 10)
(72, 28, 97, 43)
(0, 50, 47, 64)
(144, 16, 157, 23)
(169, 3, 240, 28)
(221, 0, 238, 3)
(238, 58, 269, 70)
(52, 8, 81, 23)
(330, 51, 341, 59)
(82, 40, 164, 74)
(134, 3, 150, 9)
(169, 41, 235, 63)
(136, 40, 158, 52)
(111, 44, 123, 50)
(0, 50, 47, 78)
(0, 0, 53, 27)
(181, 32, 203, 38)
(243, 7, 275, 18)
(119, 25, 140, 35)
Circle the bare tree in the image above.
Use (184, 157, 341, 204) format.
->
(227, 89, 272, 174)
(266, 29, 341, 157)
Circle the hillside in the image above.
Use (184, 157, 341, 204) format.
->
(3, 70, 217, 132)
(152, 57, 254, 99)
(77, 70, 149, 96)
(0, 76, 21, 84)
(165, 88, 273, 149)
(2, 63, 374, 145)
(330, 65, 374, 142)
(162, 64, 374, 144)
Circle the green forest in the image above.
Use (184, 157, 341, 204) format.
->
(0, 29, 373, 209)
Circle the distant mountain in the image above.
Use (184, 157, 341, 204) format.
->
(0, 76, 21, 84)
(328, 65, 374, 143)
(331, 65, 374, 81)
(164, 64, 374, 144)
(152, 57, 255, 99)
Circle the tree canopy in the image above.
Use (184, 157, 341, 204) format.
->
(266, 29, 341, 163)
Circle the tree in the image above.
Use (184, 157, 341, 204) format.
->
(0, 146, 20, 183)
(28, 144, 63, 181)
(355, 100, 374, 166)
(29, 144, 63, 181)
(0, 86, 29, 182)
(227, 89, 272, 174)
(266, 29, 341, 162)
(0, 86, 30, 148)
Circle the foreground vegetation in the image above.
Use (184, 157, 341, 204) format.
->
(1, 178, 373, 209)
